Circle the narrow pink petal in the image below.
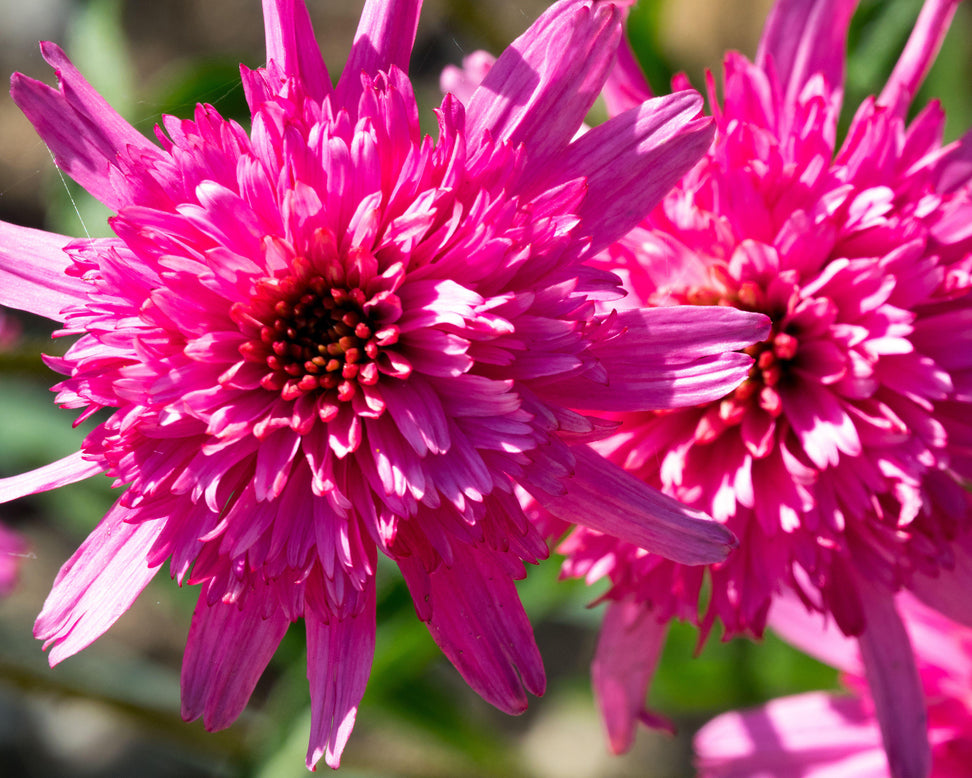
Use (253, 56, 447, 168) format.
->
(878, 0, 961, 116)
(10, 43, 159, 209)
(0, 222, 87, 321)
(181, 584, 290, 730)
(543, 91, 714, 254)
(755, 0, 858, 111)
(854, 578, 931, 778)
(909, 531, 972, 628)
(0, 451, 103, 505)
(465, 0, 621, 174)
(604, 306, 771, 363)
(34, 502, 165, 665)
(545, 352, 756, 412)
(695, 691, 886, 777)
(305, 579, 376, 769)
(593, 599, 671, 755)
(601, 30, 653, 116)
(262, 0, 331, 101)
(398, 541, 545, 715)
(530, 445, 736, 565)
(334, 0, 421, 107)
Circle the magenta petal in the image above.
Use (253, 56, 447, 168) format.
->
(0, 222, 87, 321)
(181, 584, 290, 730)
(262, 0, 331, 101)
(593, 599, 671, 755)
(531, 445, 736, 565)
(694, 691, 886, 777)
(334, 0, 421, 107)
(10, 43, 160, 210)
(465, 0, 621, 174)
(34, 502, 165, 665)
(305, 580, 376, 770)
(878, 0, 961, 116)
(547, 90, 715, 254)
(398, 541, 545, 715)
(755, 0, 858, 111)
(854, 577, 931, 778)
(0, 451, 103, 506)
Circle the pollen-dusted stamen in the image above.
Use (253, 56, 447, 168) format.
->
(234, 267, 403, 404)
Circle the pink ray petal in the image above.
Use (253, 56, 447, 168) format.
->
(530, 445, 736, 565)
(593, 598, 673, 755)
(10, 43, 162, 210)
(0, 451, 103, 505)
(854, 577, 931, 778)
(34, 502, 166, 665)
(334, 0, 421, 108)
(181, 583, 291, 730)
(465, 0, 621, 175)
(305, 578, 376, 769)
(755, 0, 859, 113)
(544, 90, 714, 254)
(262, 0, 331, 101)
(879, 0, 961, 116)
(0, 222, 87, 321)
(398, 541, 545, 715)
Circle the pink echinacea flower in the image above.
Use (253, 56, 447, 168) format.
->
(695, 593, 972, 777)
(541, 0, 972, 774)
(0, 0, 769, 768)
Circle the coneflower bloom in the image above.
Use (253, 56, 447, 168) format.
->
(546, 0, 972, 774)
(0, 0, 768, 768)
(695, 592, 972, 777)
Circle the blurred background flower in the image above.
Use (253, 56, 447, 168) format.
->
(0, 1, 968, 776)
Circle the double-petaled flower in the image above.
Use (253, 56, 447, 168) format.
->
(0, 0, 767, 767)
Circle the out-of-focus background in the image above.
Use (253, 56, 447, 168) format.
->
(0, 1, 968, 776)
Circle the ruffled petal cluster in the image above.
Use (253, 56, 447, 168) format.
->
(547, 0, 972, 769)
(0, 0, 769, 768)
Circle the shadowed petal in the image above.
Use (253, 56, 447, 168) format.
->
(755, 0, 858, 112)
(466, 0, 621, 175)
(262, 0, 331, 101)
(854, 577, 931, 778)
(593, 599, 673, 755)
(544, 91, 714, 254)
(305, 578, 376, 769)
(181, 583, 291, 730)
(335, 0, 421, 108)
(0, 222, 87, 321)
(34, 502, 166, 665)
(695, 691, 886, 777)
(399, 541, 545, 715)
(531, 445, 736, 565)
(10, 43, 162, 209)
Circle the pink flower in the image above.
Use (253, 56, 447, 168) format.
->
(548, 0, 972, 772)
(0, 0, 768, 768)
(695, 592, 972, 777)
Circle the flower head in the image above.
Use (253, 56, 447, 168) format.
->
(696, 592, 972, 778)
(0, 0, 767, 768)
(549, 0, 972, 770)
